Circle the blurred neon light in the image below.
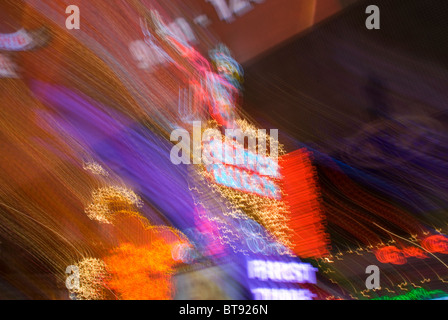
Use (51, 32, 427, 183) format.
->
(202, 131, 281, 199)
(376, 235, 448, 264)
(247, 259, 317, 283)
(373, 288, 447, 300)
(0, 29, 33, 50)
(251, 288, 316, 300)
(105, 242, 178, 300)
(152, 9, 241, 128)
(204, 137, 279, 176)
(281, 149, 330, 258)
(247, 258, 318, 300)
(207, 0, 265, 23)
(207, 164, 280, 199)
(375, 246, 423, 265)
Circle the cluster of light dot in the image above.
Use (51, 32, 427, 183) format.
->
(85, 186, 144, 224)
(69, 258, 109, 300)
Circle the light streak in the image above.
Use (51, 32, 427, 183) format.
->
(69, 258, 109, 300)
(85, 186, 144, 224)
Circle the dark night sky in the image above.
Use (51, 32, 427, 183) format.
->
(242, 0, 448, 153)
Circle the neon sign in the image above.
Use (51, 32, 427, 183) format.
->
(240, 219, 289, 256)
(150, 6, 328, 257)
(207, 164, 280, 199)
(375, 235, 448, 265)
(247, 259, 317, 283)
(247, 258, 318, 300)
(281, 150, 330, 258)
(203, 133, 281, 199)
(204, 137, 279, 176)
(149, 9, 242, 129)
(375, 246, 425, 265)
(199, 140, 329, 257)
(372, 288, 447, 300)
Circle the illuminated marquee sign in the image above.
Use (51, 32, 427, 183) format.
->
(247, 258, 318, 300)
(281, 150, 330, 258)
(201, 137, 330, 258)
(153, 5, 329, 258)
(204, 137, 281, 199)
(248, 259, 317, 283)
(208, 164, 280, 198)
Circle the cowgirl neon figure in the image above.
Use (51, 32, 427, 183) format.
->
(150, 10, 243, 129)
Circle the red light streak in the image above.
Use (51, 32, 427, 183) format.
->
(281, 149, 330, 258)
(422, 235, 448, 254)
(375, 235, 448, 264)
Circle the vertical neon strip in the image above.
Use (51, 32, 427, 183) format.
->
(281, 149, 330, 258)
